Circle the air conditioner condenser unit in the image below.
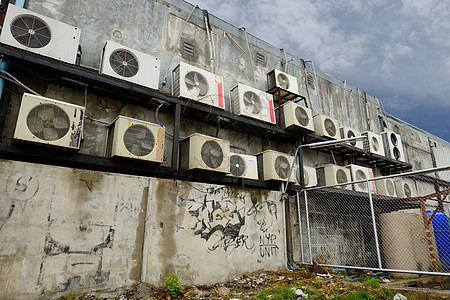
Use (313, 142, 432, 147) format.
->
(179, 133, 230, 173)
(106, 116, 165, 163)
(100, 40, 160, 89)
(313, 114, 340, 139)
(172, 61, 225, 109)
(346, 164, 375, 193)
(256, 150, 295, 182)
(295, 165, 317, 187)
(382, 130, 406, 162)
(394, 179, 416, 198)
(316, 164, 351, 190)
(281, 101, 314, 132)
(13, 93, 84, 149)
(362, 131, 385, 156)
(267, 69, 299, 100)
(340, 126, 364, 150)
(0, 4, 81, 64)
(228, 153, 258, 180)
(374, 178, 396, 197)
(230, 83, 275, 124)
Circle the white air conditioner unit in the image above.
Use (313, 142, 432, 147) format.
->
(172, 61, 225, 109)
(375, 178, 396, 197)
(228, 153, 258, 180)
(362, 131, 385, 156)
(316, 164, 351, 190)
(106, 116, 165, 163)
(382, 130, 406, 162)
(13, 93, 84, 149)
(295, 165, 317, 187)
(256, 150, 295, 182)
(179, 133, 230, 172)
(230, 83, 275, 124)
(346, 164, 375, 193)
(281, 101, 314, 132)
(313, 114, 340, 139)
(100, 40, 160, 89)
(340, 126, 364, 150)
(0, 4, 81, 64)
(267, 69, 299, 99)
(394, 179, 416, 198)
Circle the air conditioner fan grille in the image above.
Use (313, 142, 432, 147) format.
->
(277, 73, 290, 90)
(355, 169, 367, 189)
(390, 133, 398, 146)
(324, 118, 336, 137)
(109, 49, 139, 78)
(230, 155, 246, 177)
(243, 91, 262, 114)
(123, 124, 155, 157)
(274, 155, 290, 179)
(336, 169, 348, 187)
(27, 103, 70, 141)
(347, 130, 357, 146)
(371, 137, 379, 151)
(11, 15, 51, 48)
(185, 71, 208, 97)
(201, 140, 223, 169)
(386, 180, 395, 196)
(295, 107, 310, 126)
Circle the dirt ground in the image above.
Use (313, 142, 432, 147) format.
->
(56, 265, 450, 300)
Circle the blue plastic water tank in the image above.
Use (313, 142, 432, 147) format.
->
(427, 210, 450, 271)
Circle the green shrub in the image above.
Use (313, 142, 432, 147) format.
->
(164, 273, 184, 298)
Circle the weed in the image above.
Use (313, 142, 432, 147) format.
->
(164, 273, 184, 298)
(362, 277, 381, 287)
(314, 278, 323, 288)
(333, 290, 375, 299)
(256, 287, 297, 299)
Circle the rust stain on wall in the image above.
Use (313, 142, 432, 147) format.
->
(129, 185, 148, 281)
(0, 248, 27, 298)
(155, 179, 178, 281)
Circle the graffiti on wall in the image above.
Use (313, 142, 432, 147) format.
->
(179, 185, 281, 256)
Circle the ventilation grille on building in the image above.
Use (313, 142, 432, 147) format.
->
(307, 75, 315, 88)
(182, 41, 195, 57)
(256, 52, 265, 65)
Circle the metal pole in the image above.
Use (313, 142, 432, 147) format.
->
(296, 192, 304, 263)
(304, 190, 312, 264)
(368, 180, 382, 269)
(171, 103, 181, 169)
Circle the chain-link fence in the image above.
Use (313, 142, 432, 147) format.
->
(296, 165, 450, 276)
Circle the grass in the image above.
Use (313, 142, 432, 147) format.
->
(256, 287, 298, 299)
(333, 290, 376, 299)
(362, 277, 381, 287)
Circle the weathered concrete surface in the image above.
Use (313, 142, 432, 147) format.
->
(0, 160, 286, 298)
(143, 180, 285, 286)
(0, 160, 149, 299)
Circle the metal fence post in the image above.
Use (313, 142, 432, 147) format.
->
(368, 180, 382, 269)
(296, 192, 304, 263)
(304, 190, 313, 264)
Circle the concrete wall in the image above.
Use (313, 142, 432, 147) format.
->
(0, 0, 449, 297)
(0, 159, 285, 298)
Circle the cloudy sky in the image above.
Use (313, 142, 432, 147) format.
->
(194, 0, 450, 142)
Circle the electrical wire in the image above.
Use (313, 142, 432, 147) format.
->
(155, 102, 173, 137)
(0, 70, 41, 96)
(162, 4, 198, 89)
